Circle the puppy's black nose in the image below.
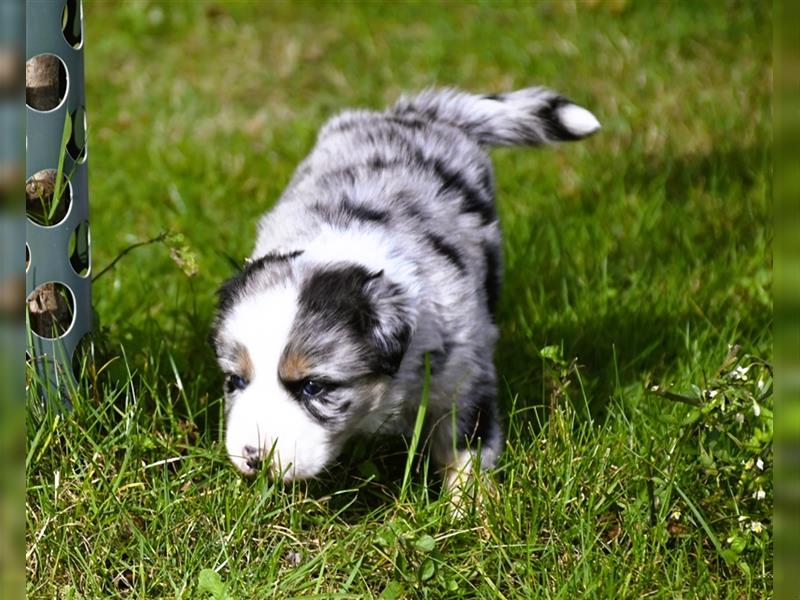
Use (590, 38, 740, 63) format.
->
(243, 445, 262, 471)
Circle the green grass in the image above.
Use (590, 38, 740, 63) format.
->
(26, 1, 772, 598)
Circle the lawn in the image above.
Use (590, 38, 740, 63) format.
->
(26, 1, 773, 598)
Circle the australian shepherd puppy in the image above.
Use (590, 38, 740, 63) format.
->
(211, 87, 599, 502)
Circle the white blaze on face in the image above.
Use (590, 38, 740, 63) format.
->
(222, 284, 333, 480)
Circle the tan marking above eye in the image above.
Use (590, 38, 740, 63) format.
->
(234, 344, 255, 382)
(279, 350, 310, 382)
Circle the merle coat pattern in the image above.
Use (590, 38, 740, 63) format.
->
(212, 87, 599, 498)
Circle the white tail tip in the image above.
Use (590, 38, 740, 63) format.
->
(557, 104, 601, 138)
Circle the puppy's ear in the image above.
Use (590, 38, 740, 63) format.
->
(297, 264, 416, 376)
(364, 271, 416, 376)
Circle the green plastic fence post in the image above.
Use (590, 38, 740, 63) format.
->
(26, 0, 91, 400)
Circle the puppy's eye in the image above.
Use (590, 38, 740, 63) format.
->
(301, 380, 326, 398)
(225, 374, 249, 393)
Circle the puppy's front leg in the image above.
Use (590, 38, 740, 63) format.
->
(431, 382, 503, 515)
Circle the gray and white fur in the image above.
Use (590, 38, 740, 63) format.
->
(211, 87, 599, 497)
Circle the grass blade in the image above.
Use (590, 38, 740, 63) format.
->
(49, 111, 72, 222)
(399, 353, 430, 503)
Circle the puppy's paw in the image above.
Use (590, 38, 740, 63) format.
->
(442, 450, 496, 518)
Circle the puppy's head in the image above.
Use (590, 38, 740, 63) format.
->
(211, 251, 414, 480)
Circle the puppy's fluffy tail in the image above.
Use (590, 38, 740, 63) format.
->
(392, 87, 600, 147)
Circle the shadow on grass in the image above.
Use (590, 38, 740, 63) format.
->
(496, 142, 771, 421)
(495, 304, 694, 417)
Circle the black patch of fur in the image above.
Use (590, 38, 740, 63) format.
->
(357, 121, 423, 159)
(483, 243, 502, 319)
(403, 148, 496, 225)
(456, 389, 498, 450)
(297, 265, 411, 376)
(215, 250, 303, 315)
(342, 198, 389, 223)
(313, 197, 389, 226)
(386, 115, 429, 131)
(460, 193, 496, 225)
(425, 232, 466, 273)
(431, 157, 496, 225)
(299, 265, 379, 339)
(375, 310, 411, 376)
(285, 391, 355, 427)
(301, 399, 333, 425)
(477, 163, 494, 196)
(369, 155, 387, 169)
(539, 95, 582, 142)
(483, 93, 503, 101)
(280, 379, 343, 425)
(249, 250, 304, 269)
(429, 338, 451, 375)
(215, 272, 247, 318)
(422, 107, 440, 122)
(332, 115, 429, 139)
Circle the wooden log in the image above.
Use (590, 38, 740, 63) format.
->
(27, 282, 73, 338)
(26, 53, 62, 111)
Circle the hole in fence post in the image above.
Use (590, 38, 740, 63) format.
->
(61, 0, 84, 49)
(26, 169, 72, 227)
(67, 105, 87, 162)
(68, 220, 90, 277)
(25, 243, 30, 272)
(25, 53, 68, 112)
(26, 281, 75, 339)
